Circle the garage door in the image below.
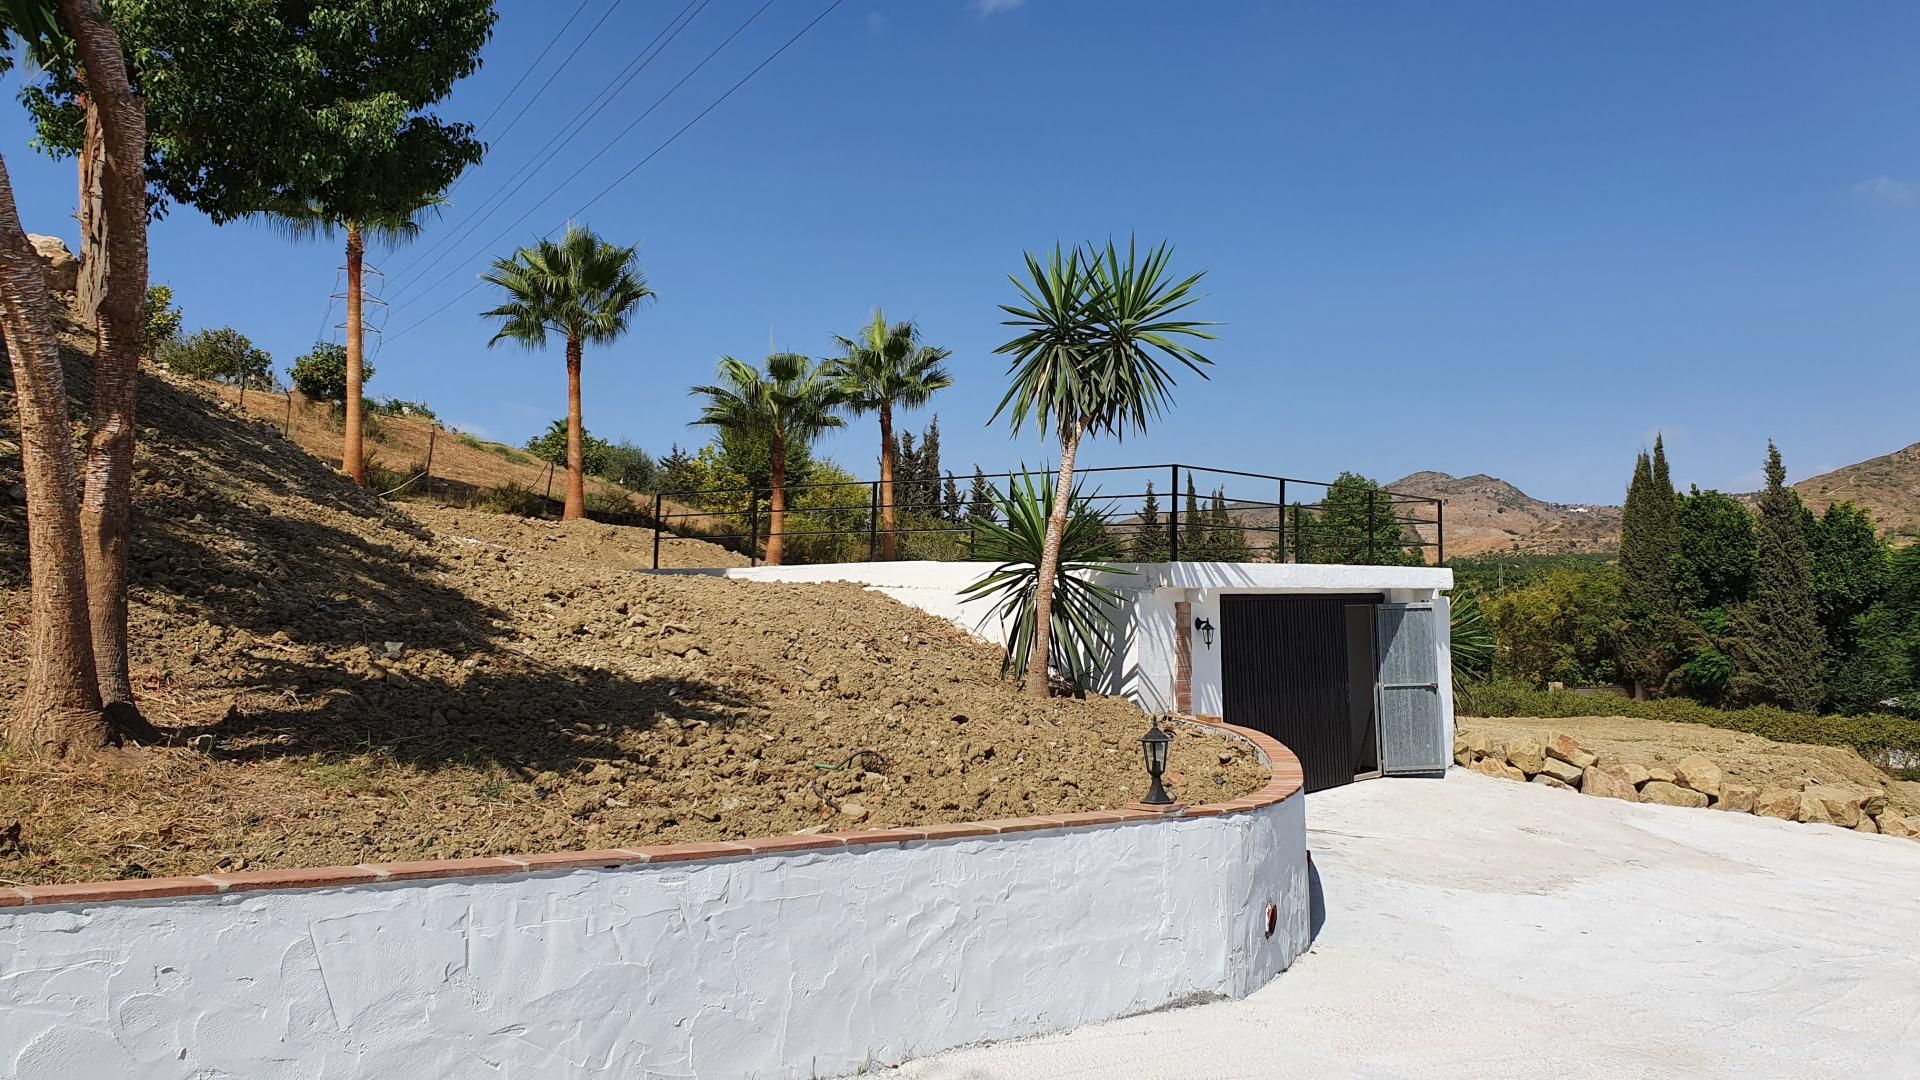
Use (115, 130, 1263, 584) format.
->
(1219, 595, 1381, 793)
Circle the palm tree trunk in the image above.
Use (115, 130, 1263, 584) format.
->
(767, 428, 787, 566)
(342, 223, 366, 485)
(563, 335, 586, 521)
(878, 401, 896, 560)
(0, 153, 107, 755)
(64, 0, 149, 716)
(1024, 421, 1086, 698)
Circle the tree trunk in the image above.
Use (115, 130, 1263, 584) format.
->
(1024, 422, 1086, 698)
(766, 428, 786, 566)
(563, 335, 586, 521)
(75, 90, 104, 325)
(64, 0, 151, 727)
(0, 154, 107, 755)
(342, 223, 366, 485)
(878, 402, 896, 560)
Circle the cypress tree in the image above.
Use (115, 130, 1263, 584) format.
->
(1134, 481, 1168, 560)
(1183, 476, 1210, 560)
(1726, 442, 1828, 711)
(1618, 436, 1679, 693)
(965, 467, 996, 524)
(1210, 487, 1250, 561)
(942, 472, 963, 523)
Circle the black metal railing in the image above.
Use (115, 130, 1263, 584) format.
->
(650, 464, 1444, 571)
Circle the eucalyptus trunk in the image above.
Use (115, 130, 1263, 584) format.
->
(0, 154, 107, 755)
(1024, 420, 1086, 697)
(878, 402, 896, 560)
(563, 335, 586, 520)
(342, 223, 367, 485)
(766, 429, 787, 566)
(65, 0, 149, 718)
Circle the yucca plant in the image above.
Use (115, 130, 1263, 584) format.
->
(1449, 593, 1495, 685)
(960, 472, 1130, 693)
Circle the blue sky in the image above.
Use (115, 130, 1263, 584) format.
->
(5, 0, 1918, 505)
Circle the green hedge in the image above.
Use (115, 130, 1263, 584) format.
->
(1456, 682, 1920, 763)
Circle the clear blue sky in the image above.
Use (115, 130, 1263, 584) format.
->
(5, 0, 1917, 505)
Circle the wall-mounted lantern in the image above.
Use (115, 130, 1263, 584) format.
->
(1193, 616, 1215, 650)
(1139, 717, 1174, 807)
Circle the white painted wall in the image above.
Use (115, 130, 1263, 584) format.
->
(0, 805, 1309, 1080)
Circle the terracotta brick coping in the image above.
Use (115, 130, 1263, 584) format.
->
(0, 720, 1303, 911)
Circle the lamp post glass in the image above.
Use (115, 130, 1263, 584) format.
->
(1140, 718, 1174, 806)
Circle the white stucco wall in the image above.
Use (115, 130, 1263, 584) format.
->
(0, 804, 1310, 1080)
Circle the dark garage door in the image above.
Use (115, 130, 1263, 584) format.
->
(1220, 594, 1381, 793)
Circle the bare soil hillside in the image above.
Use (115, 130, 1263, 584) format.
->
(0, 348, 1263, 885)
(1793, 440, 1920, 542)
(1388, 471, 1623, 558)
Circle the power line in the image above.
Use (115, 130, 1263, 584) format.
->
(384, 0, 846, 345)
(385, 0, 710, 293)
(468, 0, 603, 139)
(389, 0, 776, 310)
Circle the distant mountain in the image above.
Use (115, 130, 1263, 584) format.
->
(1384, 471, 1623, 559)
(1793, 441, 1920, 543)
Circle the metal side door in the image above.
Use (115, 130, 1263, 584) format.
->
(1375, 602, 1446, 776)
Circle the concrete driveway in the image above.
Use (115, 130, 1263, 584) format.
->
(883, 769, 1920, 1080)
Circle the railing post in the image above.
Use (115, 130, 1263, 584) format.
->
(284, 391, 294, 434)
(424, 427, 436, 498)
(651, 492, 663, 570)
(1168, 464, 1180, 563)
(1277, 478, 1287, 563)
(1436, 498, 1446, 565)
(747, 492, 760, 567)
(869, 481, 880, 561)
(1367, 490, 1378, 564)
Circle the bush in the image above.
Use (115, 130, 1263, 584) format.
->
(368, 397, 436, 420)
(471, 481, 546, 518)
(1456, 682, 1920, 766)
(290, 342, 371, 403)
(158, 327, 273, 388)
(362, 452, 420, 497)
(525, 419, 612, 475)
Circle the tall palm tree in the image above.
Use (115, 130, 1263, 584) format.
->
(826, 310, 952, 560)
(993, 239, 1215, 698)
(690, 352, 846, 565)
(263, 201, 439, 487)
(481, 225, 654, 520)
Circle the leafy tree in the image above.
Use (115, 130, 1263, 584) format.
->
(290, 343, 374, 404)
(1725, 442, 1828, 711)
(1133, 480, 1168, 560)
(993, 239, 1213, 696)
(141, 284, 182, 355)
(157, 327, 273, 389)
(526, 419, 613, 477)
(1483, 565, 1623, 686)
(481, 225, 654, 521)
(1809, 502, 1888, 650)
(690, 352, 846, 565)
(602, 440, 660, 492)
(1618, 435, 1680, 694)
(1296, 473, 1420, 565)
(1672, 486, 1754, 614)
(659, 444, 703, 494)
(826, 310, 951, 559)
(1827, 543, 1920, 715)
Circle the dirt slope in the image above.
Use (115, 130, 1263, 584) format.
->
(1388, 471, 1623, 557)
(1793, 441, 1920, 542)
(0, 347, 1261, 884)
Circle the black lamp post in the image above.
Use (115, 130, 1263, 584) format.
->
(1139, 717, 1174, 806)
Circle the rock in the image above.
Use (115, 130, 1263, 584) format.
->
(1581, 765, 1640, 802)
(382, 641, 404, 659)
(1715, 783, 1757, 814)
(28, 234, 77, 293)
(584, 763, 622, 784)
(1671, 755, 1722, 799)
(5, 484, 23, 506)
(1530, 774, 1574, 791)
(1860, 791, 1890, 817)
(1877, 814, 1916, 839)
(1455, 729, 1493, 767)
(1544, 732, 1598, 770)
(1536, 756, 1585, 786)
(1647, 766, 1677, 785)
(1795, 793, 1833, 825)
(1617, 763, 1651, 788)
(1854, 816, 1879, 835)
(1505, 734, 1547, 776)
(1803, 785, 1862, 828)
(1469, 756, 1522, 782)
(1755, 789, 1801, 820)
(839, 803, 869, 822)
(1640, 781, 1710, 809)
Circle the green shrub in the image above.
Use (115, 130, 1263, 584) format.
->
(1457, 681, 1920, 765)
(361, 452, 420, 496)
(290, 342, 369, 403)
(159, 327, 274, 388)
(472, 481, 547, 518)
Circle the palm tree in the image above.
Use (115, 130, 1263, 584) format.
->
(690, 352, 845, 565)
(993, 239, 1215, 698)
(826, 311, 952, 560)
(263, 200, 439, 487)
(481, 225, 654, 520)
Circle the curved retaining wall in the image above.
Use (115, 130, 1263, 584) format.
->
(0, 725, 1308, 1080)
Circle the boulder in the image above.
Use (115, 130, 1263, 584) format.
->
(1455, 729, 1493, 767)
(1581, 765, 1640, 803)
(1545, 732, 1598, 770)
(28, 234, 77, 293)
(1647, 765, 1677, 785)
(1505, 734, 1547, 776)
(1640, 781, 1710, 809)
(1854, 816, 1879, 835)
(1671, 755, 1723, 799)
(1754, 789, 1801, 820)
(1536, 756, 1585, 786)
(1803, 785, 1863, 829)
(1469, 756, 1519, 782)
(1861, 791, 1889, 817)
(1715, 783, 1757, 814)
(1617, 762, 1652, 788)
(1794, 793, 1833, 826)
(1877, 814, 1916, 839)
(1530, 774, 1574, 791)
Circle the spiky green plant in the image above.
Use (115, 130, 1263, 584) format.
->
(1449, 593, 1494, 684)
(960, 472, 1130, 693)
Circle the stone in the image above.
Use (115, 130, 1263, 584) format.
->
(1672, 755, 1723, 799)
(839, 803, 869, 822)
(1854, 816, 1879, 835)
(1468, 756, 1524, 782)
(1537, 756, 1585, 786)
(1755, 789, 1801, 820)
(1640, 781, 1710, 809)
(1581, 765, 1640, 802)
(1877, 814, 1916, 839)
(1455, 730, 1493, 767)
(1617, 763, 1651, 788)
(1715, 783, 1757, 814)
(1505, 734, 1547, 776)
(1544, 732, 1598, 770)
(1530, 774, 1574, 791)
(1860, 791, 1890, 817)
(1804, 786, 1863, 828)
(28, 234, 77, 293)
(1647, 766, 1677, 785)
(1795, 793, 1833, 826)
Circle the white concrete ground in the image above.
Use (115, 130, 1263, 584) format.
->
(883, 769, 1920, 1080)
